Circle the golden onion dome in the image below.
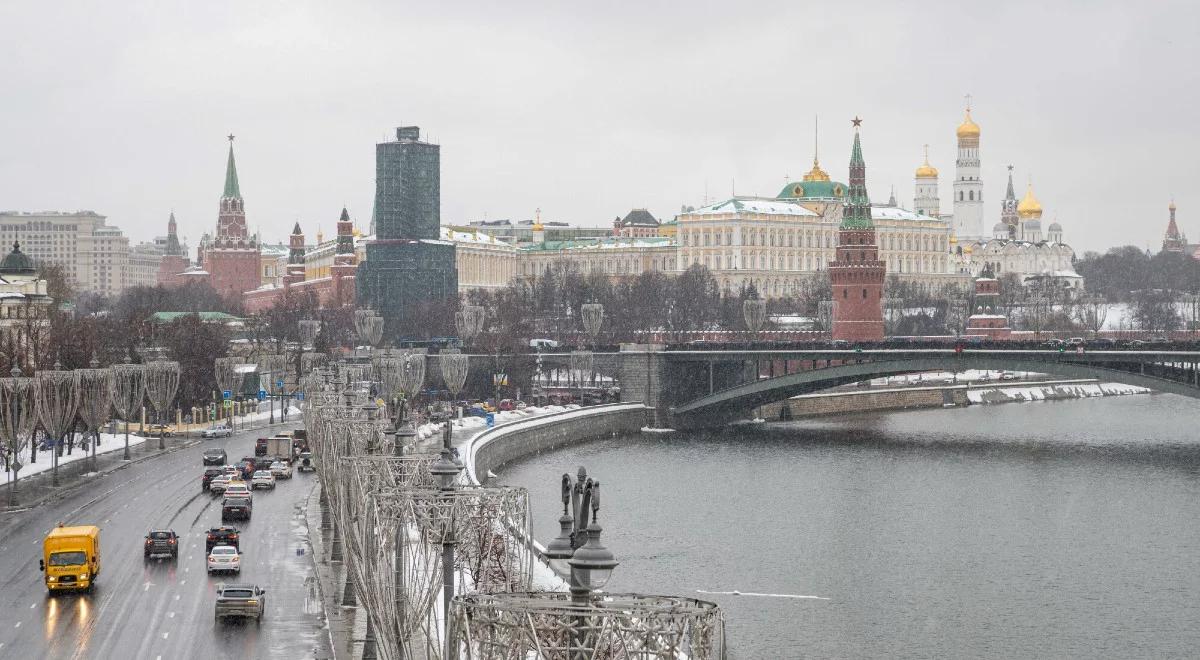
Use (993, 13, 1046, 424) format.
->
(949, 234, 958, 244)
(1017, 183, 1043, 218)
(914, 160, 938, 178)
(802, 159, 831, 182)
(963, 244, 974, 254)
(956, 109, 981, 139)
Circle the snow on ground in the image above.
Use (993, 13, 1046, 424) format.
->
(966, 381, 1149, 404)
(415, 404, 581, 441)
(1, 430, 147, 485)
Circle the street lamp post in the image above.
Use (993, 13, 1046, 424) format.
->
(429, 444, 463, 658)
(544, 467, 619, 659)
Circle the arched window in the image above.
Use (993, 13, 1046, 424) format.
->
(969, 191, 974, 201)
(959, 191, 964, 201)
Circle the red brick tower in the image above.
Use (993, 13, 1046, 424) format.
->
(283, 222, 306, 288)
(965, 267, 1012, 339)
(156, 211, 191, 286)
(331, 207, 358, 306)
(203, 135, 261, 299)
(829, 118, 885, 342)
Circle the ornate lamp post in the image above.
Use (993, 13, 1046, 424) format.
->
(299, 318, 321, 351)
(429, 445, 464, 657)
(354, 308, 384, 350)
(543, 467, 619, 659)
(110, 359, 146, 461)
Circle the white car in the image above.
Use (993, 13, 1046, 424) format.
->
(224, 482, 253, 500)
(201, 426, 233, 439)
(269, 461, 292, 479)
(251, 470, 276, 490)
(209, 475, 231, 495)
(206, 545, 241, 574)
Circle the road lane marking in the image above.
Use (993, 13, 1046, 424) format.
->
(168, 611, 175, 618)
(144, 583, 150, 591)
(29, 603, 35, 608)
(14, 622, 21, 628)
(184, 567, 189, 573)
(174, 595, 180, 601)
(180, 580, 186, 585)
(162, 632, 169, 639)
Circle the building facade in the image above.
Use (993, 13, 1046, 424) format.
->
(0, 242, 54, 369)
(949, 107, 984, 240)
(0, 211, 132, 296)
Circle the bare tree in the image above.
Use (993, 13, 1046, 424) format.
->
(145, 361, 180, 451)
(1074, 295, 1111, 338)
(110, 362, 146, 461)
(75, 358, 113, 472)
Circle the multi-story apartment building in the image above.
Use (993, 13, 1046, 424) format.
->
(0, 211, 133, 296)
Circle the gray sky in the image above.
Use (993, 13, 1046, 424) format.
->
(1, 0, 1195, 254)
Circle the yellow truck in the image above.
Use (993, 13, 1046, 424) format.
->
(40, 524, 101, 593)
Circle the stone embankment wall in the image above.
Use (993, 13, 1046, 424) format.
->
(759, 378, 1149, 420)
(466, 403, 649, 485)
(760, 386, 966, 419)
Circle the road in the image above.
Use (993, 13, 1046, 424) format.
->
(0, 422, 333, 660)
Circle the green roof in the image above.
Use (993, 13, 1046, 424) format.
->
(150, 311, 245, 324)
(223, 145, 241, 199)
(776, 180, 848, 200)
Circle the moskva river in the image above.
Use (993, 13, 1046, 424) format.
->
(498, 394, 1200, 659)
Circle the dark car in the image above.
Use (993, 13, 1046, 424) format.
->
(144, 529, 179, 560)
(254, 438, 268, 456)
(205, 526, 241, 553)
(203, 448, 228, 466)
(222, 497, 252, 521)
(202, 467, 224, 491)
(253, 456, 275, 471)
(214, 583, 266, 623)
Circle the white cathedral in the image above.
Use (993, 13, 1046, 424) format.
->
(915, 107, 1082, 291)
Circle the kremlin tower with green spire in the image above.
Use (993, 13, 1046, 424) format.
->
(828, 118, 885, 342)
(201, 135, 262, 299)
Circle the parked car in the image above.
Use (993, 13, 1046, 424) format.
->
(206, 545, 241, 574)
(498, 399, 515, 411)
(202, 468, 224, 491)
(143, 530, 179, 560)
(270, 461, 292, 479)
(1043, 338, 1065, 348)
(202, 448, 228, 466)
(221, 496, 252, 521)
(1066, 337, 1086, 346)
(251, 471, 276, 490)
(146, 423, 175, 438)
(205, 526, 240, 553)
(209, 475, 231, 495)
(529, 338, 559, 350)
(214, 583, 265, 623)
(201, 425, 233, 439)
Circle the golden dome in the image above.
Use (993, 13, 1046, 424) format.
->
(802, 159, 831, 182)
(963, 244, 974, 254)
(1169, 199, 1177, 211)
(949, 234, 958, 244)
(1017, 183, 1043, 218)
(914, 145, 938, 178)
(532, 208, 544, 232)
(956, 109, 981, 139)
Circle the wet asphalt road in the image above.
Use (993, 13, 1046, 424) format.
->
(0, 423, 333, 660)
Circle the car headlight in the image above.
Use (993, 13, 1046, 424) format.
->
(80, 573, 89, 580)
(47, 576, 56, 582)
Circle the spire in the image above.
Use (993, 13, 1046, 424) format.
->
(1005, 165, 1016, 200)
(222, 135, 241, 200)
(888, 186, 897, 207)
(841, 117, 873, 229)
(292, 221, 302, 235)
(802, 115, 830, 182)
(339, 206, 350, 222)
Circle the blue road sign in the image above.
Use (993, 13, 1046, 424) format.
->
(257, 390, 267, 401)
(276, 380, 284, 388)
(296, 392, 305, 401)
(222, 390, 232, 400)
(486, 412, 495, 428)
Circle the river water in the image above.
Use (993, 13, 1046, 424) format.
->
(497, 394, 1200, 659)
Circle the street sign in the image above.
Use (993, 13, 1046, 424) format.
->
(222, 390, 232, 400)
(296, 392, 305, 401)
(485, 412, 495, 428)
(276, 380, 284, 388)
(223, 400, 233, 408)
(257, 390, 267, 401)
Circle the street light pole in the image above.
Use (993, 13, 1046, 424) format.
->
(429, 444, 463, 658)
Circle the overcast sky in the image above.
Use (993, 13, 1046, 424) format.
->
(0, 0, 1195, 254)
